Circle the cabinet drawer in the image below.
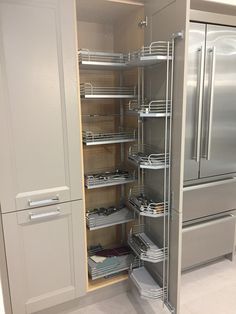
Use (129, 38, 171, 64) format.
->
(182, 215, 236, 270)
(183, 178, 236, 222)
(2, 200, 86, 314)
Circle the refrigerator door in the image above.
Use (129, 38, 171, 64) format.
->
(200, 24, 236, 178)
(184, 23, 206, 181)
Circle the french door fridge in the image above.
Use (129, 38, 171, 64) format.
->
(184, 22, 236, 183)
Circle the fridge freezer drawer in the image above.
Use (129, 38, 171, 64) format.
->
(182, 215, 236, 270)
(183, 178, 236, 222)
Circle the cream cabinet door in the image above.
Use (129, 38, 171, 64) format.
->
(2, 200, 87, 314)
(0, 0, 83, 213)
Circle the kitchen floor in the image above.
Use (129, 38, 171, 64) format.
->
(74, 257, 236, 314)
(181, 257, 236, 314)
(74, 292, 169, 314)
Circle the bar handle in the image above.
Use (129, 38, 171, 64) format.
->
(206, 47, 216, 160)
(28, 195, 59, 207)
(183, 214, 235, 233)
(193, 46, 204, 162)
(29, 208, 61, 221)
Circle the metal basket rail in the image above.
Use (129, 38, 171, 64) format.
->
(82, 128, 136, 145)
(140, 100, 171, 117)
(128, 225, 168, 263)
(128, 144, 169, 170)
(88, 253, 140, 280)
(85, 168, 136, 189)
(78, 49, 128, 69)
(127, 99, 171, 118)
(129, 266, 167, 300)
(128, 41, 172, 66)
(78, 41, 172, 70)
(88, 245, 140, 280)
(86, 206, 134, 230)
(80, 83, 136, 99)
(128, 185, 168, 218)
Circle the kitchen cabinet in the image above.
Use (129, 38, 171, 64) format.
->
(0, 0, 191, 314)
(0, 0, 83, 213)
(2, 200, 86, 314)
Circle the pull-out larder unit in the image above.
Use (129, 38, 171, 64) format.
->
(77, 0, 176, 309)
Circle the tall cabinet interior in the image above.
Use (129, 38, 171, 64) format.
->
(76, 0, 175, 307)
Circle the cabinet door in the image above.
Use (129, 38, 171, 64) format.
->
(200, 24, 236, 178)
(2, 200, 87, 314)
(184, 22, 206, 182)
(0, 0, 83, 213)
(142, 1, 189, 313)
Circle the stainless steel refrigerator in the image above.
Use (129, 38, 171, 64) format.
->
(185, 22, 236, 184)
(182, 22, 236, 270)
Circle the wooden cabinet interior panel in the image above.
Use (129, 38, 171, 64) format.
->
(85, 186, 121, 210)
(76, 0, 144, 290)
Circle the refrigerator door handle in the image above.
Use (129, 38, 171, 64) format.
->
(193, 46, 205, 162)
(205, 46, 216, 160)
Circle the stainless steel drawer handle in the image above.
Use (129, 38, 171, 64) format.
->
(28, 195, 59, 207)
(29, 209, 61, 221)
(183, 215, 235, 233)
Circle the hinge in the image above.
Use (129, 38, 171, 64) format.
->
(138, 16, 148, 28)
(172, 31, 184, 40)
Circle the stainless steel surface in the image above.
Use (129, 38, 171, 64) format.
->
(184, 23, 206, 181)
(28, 196, 59, 207)
(205, 46, 216, 161)
(200, 24, 236, 178)
(29, 209, 61, 221)
(182, 215, 236, 270)
(194, 46, 204, 163)
(183, 177, 236, 221)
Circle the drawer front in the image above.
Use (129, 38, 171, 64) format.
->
(183, 178, 236, 222)
(182, 215, 236, 270)
(3, 200, 87, 314)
